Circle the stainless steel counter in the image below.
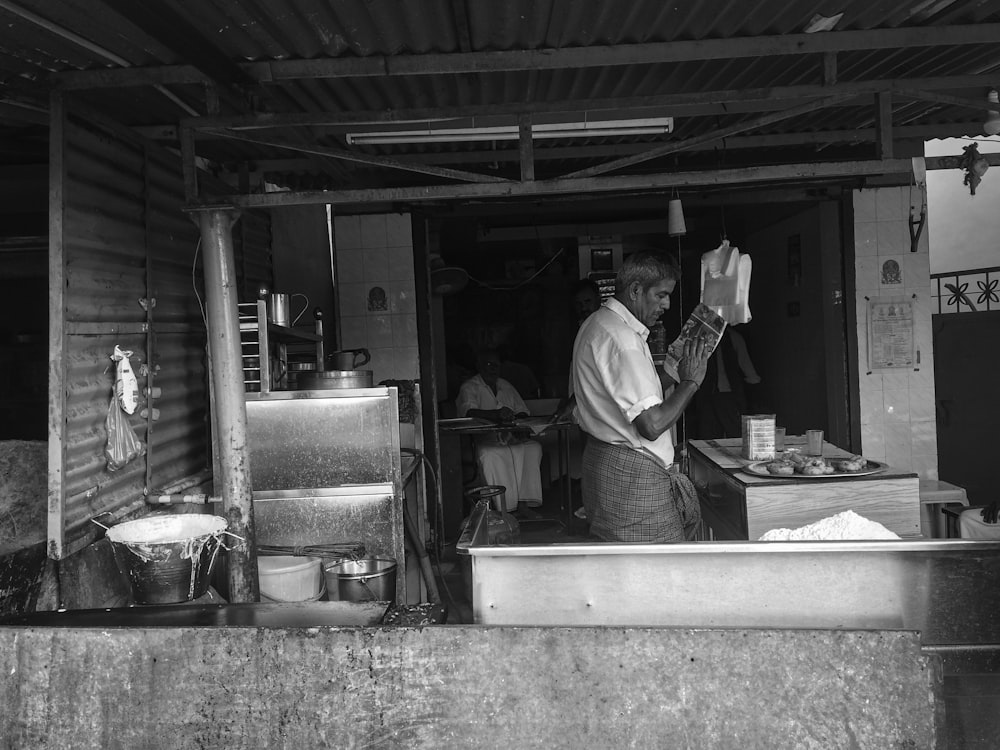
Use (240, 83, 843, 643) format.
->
(462, 499, 1000, 645)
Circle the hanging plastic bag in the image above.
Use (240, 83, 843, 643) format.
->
(105, 346, 144, 471)
(105, 397, 145, 471)
(112, 345, 139, 414)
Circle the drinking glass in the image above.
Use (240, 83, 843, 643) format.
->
(806, 429, 824, 456)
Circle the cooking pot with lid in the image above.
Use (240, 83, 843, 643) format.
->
(328, 348, 370, 370)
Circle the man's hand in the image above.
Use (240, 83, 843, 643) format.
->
(496, 406, 516, 424)
(677, 337, 709, 386)
(982, 501, 999, 524)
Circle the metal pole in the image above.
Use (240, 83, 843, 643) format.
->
(197, 207, 259, 603)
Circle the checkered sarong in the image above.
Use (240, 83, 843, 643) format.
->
(582, 437, 701, 543)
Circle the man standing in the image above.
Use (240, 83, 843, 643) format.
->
(572, 251, 709, 542)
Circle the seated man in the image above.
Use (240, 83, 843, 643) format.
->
(456, 349, 544, 519)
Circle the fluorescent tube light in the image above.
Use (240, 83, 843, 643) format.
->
(345, 117, 674, 145)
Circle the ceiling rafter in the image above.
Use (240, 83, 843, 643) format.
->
(560, 94, 858, 179)
(197, 129, 512, 184)
(53, 24, 1000, 91)
(176, 74, 997, 133)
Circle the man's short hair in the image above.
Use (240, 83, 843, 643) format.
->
(615, 251, 679, 294)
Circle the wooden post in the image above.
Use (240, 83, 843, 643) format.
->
(196, 206, 259, 603)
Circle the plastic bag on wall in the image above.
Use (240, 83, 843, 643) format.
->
(105, 346, 144, 471)
(105, 397, 145, 471)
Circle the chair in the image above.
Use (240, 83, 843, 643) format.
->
(941, 505, 1000, 540)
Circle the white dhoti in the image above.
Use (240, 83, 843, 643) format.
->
(475, 439, 543, 511)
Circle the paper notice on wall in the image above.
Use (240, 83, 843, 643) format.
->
(868, 298, 915, 370)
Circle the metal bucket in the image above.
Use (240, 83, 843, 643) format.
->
(298, 369, 374, 390)
(326, 557, 397, 602)
(106, 515, 228, 605)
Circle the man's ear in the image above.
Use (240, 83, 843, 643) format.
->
(629, 282, 642, 300)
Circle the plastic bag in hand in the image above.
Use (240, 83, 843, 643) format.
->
(105, 398, 145, 471)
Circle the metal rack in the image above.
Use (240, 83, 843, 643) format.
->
(238, 300, 324, 393)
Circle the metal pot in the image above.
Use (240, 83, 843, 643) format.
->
(328, 348, 371, 370)
(298, 369, 374, 390)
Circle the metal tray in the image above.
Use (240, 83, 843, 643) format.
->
(743, 459, 886, 479)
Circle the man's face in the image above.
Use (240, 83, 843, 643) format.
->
(630, 278, 675, 328)
(574, 289, 601, 321)
(477, 352, 501, 384)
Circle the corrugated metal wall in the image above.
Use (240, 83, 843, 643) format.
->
(48, 97, 272, 559)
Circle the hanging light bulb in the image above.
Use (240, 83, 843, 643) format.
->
(667, 197, 687, 237)
(984, 89, 1000, 136)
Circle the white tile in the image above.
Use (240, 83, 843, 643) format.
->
(876, 187, 904, 221)
(335, 248, 364, 283)
(855, 257, 880, 292)
(393, 346, 420, 379)
(366, 314, 393, 348)
(365, 283, 390, 313)
(360, 214, 387, 249)
(338, 282, 367, 317)
(860, 424, 886, 460)
(854, 222, 878, 257)
(392, 313, 418, 348)
(387, 245, 415, 280)
(885, 422, 913, 462)
(909, 366, 935, 389)
(910, 455, 938, 481)
(910, 419, 937, 454)
(878, 255, 905, 288)
(338, 315, 366, 349)
(908, 387, 936, 422)
(883, 388, 910, 423)
(388, 280, 417, 314)
(881, 371, 909, 389)
(859, 383, 883, 423)
(362, 247, 389, 281)
(385, 213, 412, 246)
(368, 347, 394, 385)
(334, 215, 362, 250)
(876, 223, 905, 257)
(903, 254, 930, 288)
(854, 189, 877, 223)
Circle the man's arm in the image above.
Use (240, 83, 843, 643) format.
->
(633, 338, 708, 441)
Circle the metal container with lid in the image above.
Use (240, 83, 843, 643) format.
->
(298, 369, 374, 390)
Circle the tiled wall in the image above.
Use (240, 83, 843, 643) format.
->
(333, 213, 419, 387)
(853, 187, 937, 479)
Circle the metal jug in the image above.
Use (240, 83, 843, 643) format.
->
(267, 292, 309, 327)
(329, 348, 371, 371)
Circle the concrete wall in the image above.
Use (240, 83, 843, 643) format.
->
(0, 625, 939, 749)
(853, 186, 938, 479)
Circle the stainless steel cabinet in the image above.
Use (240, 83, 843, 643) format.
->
(246, 387, 405, 603)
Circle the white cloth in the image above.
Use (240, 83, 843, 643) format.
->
(701, 241, 753, 325)
(571, 298, 674, 468)
(958, 508, 1000, 540)
(456, 374, 543, 509)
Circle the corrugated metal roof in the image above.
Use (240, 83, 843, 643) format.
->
(0, 1, 999, 191)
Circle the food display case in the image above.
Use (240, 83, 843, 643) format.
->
(245, 387, 405, 604)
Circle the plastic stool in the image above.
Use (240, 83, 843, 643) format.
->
(918, 479, 969, 538)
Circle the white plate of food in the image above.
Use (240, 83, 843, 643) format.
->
(744, 453, 886, 479)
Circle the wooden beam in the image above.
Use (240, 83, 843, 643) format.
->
(93, 0, 255, 92)
(193, 158, 915, 209)
(177, 74, 999, 132)
(876, 92, 893, 160)
(53, 24, 1000, 89)
(561, 94, 856, 179)
(895, 89, 994, 112)
(823, 52, 837, 86)
(199, 129, 512, 184)
(518, 115, 534, 182)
